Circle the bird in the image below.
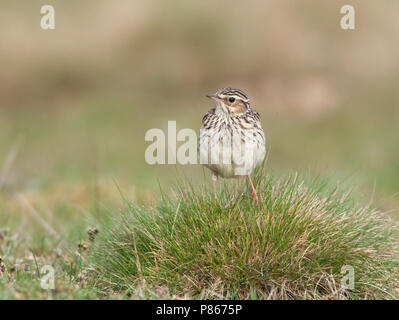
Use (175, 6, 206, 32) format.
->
(198, 87, 266, 203)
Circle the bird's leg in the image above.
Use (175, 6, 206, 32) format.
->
(247, 174, 260, 204)
(212, 172, 218, 201)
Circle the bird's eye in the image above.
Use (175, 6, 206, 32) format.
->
(229, 97, 235, 103)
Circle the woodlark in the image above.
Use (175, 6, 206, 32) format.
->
(198, 87, 266, 203)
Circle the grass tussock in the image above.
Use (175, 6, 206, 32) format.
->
(89, 170, 399, 299)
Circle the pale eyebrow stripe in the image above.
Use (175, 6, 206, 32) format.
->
(221, 94, 246, 101)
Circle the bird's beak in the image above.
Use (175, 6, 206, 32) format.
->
(206, 94, 220, 101)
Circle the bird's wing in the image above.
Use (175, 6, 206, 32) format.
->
(250, 109, 261, 121)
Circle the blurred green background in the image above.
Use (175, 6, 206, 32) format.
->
(1, 0, 398, 223)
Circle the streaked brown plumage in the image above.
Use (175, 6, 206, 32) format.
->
(198, 87, 266, 203)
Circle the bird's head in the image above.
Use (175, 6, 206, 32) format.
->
(206, 87, 250, 116)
